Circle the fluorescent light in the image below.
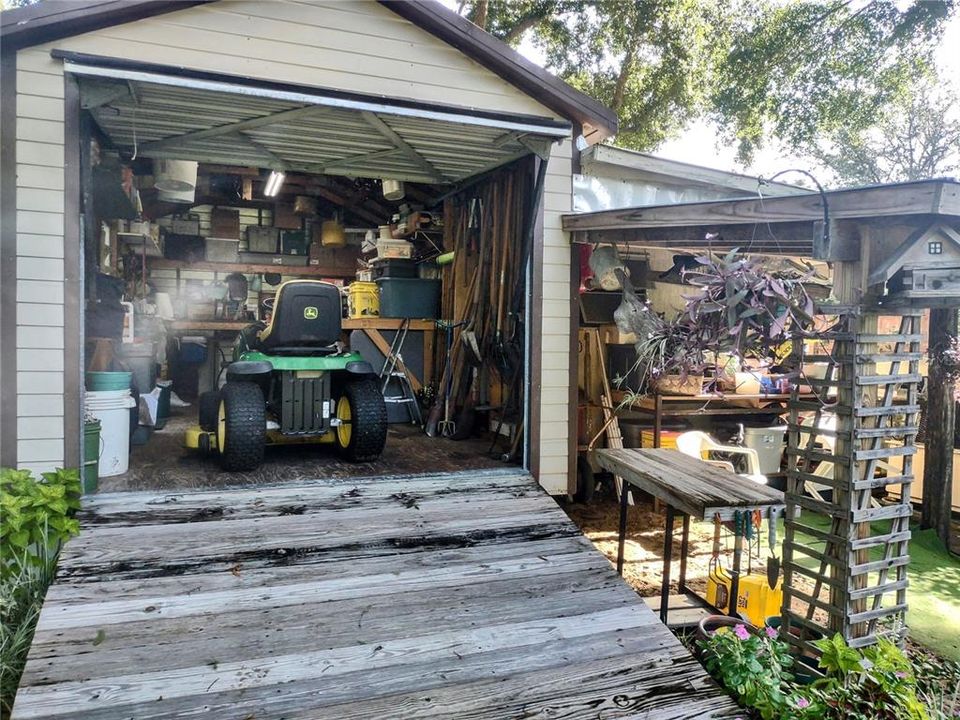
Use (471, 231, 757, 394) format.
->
(264, 170, 285, 197)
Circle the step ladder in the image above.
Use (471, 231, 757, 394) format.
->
(378, 319, 422, 426)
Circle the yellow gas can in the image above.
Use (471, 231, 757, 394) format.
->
(706, 565, 782, 627)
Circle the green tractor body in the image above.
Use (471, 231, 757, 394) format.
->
(187, 280, 388, 471)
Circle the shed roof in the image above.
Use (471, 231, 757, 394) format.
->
(0, 0, 618, 140)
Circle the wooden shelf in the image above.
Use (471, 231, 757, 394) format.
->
(147, 257, 355, 278)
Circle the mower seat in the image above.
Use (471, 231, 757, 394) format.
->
(255, 280, 342, 355)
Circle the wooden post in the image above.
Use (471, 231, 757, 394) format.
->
(921, 308, 958, 547)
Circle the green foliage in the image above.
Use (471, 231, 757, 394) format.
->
(810, 77, 960, 186)
(0, 468, 80, 579)
(461, 1, 953, 160)
(793, 635, 930, 720)
(0, 467, 78, 717)
(698, 624, 796, 720)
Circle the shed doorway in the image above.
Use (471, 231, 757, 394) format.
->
(67, 55, 559, 492)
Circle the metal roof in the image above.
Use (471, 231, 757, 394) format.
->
(75, 63, 562, 185)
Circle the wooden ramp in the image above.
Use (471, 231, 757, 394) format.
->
(14, 470, 739, 719)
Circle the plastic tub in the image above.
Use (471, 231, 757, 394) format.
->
(155, 380, 172, 430)
(348, 281, 380, 318)
(377, 278, 441, 319)
(86, 390, 136, 477)
(86, 371, 132, 392)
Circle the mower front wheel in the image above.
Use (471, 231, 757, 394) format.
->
(198, 390, 221, 432)
(217, 382, 265, 471)
(335, 379, 387, 462)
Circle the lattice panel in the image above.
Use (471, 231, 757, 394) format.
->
(781, 309, 922, 654)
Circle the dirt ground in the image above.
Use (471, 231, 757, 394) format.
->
(563, 488, 831, 626)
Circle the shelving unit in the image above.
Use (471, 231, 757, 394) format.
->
(147, 257, 355, 278)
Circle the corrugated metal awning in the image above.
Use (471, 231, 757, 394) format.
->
(63, 52, 570, 185)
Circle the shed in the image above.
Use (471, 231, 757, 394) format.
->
(0, 0, 618, 495)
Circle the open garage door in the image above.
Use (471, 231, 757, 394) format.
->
(66, 51, 559, 491)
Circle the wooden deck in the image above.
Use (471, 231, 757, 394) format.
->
(14, 470, 740, 719)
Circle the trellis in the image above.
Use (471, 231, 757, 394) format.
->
(781, 307, 922, 652)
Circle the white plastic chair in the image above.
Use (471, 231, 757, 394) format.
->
(675, 430, 768, 485)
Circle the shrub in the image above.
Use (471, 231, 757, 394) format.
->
(0, 467, 81, 717)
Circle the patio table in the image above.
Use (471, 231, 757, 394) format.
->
(595, 447, 787, 625)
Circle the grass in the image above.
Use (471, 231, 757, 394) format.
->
(793, 515, 960, 661)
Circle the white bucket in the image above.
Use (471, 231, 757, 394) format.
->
(86, 390, 136, 477)
(154, 160, 198, 192)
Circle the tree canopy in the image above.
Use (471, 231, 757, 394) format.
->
(460, 0, 955, 162)
(810, 77, 960, 186)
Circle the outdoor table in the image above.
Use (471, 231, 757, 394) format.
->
(595, 448, 787, 625)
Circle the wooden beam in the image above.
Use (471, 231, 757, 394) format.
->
(921, 307, 957, 546)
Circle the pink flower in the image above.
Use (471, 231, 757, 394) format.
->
(734, 624, 750, 640)
(895, 671, 908, 679)
(765, 626, 778, 639)
(796, 697, 811, 708)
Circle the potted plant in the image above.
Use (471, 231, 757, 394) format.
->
(615, 250, 815, 397)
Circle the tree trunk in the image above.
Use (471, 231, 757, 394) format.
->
(921, 307, 957, 547)
(472, 0, 489, 30)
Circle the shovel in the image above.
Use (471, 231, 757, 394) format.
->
(766, 507, 781, 590)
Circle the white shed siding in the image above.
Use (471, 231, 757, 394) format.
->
(39, 0, 552, 118)
(12, 0, 578, 491)
(15, 48, 65, 473)
(538, 139, 573, 494)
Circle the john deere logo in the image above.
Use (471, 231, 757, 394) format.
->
(304, 306, 319, 319)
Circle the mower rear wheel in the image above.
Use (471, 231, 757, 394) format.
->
(198, 390, 221, 432)
(217, 382, 265, 471)
(335, 379, 387, 462)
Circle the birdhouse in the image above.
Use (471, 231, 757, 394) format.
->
(868, 223, 960, 303)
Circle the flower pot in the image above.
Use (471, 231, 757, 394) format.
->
(695, 614, 761, 643)
(653, 373, 703, 396)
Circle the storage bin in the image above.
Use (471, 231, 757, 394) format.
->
(246, 226, 279, 253)
(117, 341, 156, 393)
(86, 371, 132, 392)
(372, 259, 417, 279)
(170, 213, 200, 235)
(640, 429, 681, 449)
(237, 252, 308, 266)
(376, 239, 413, 259)
(179, 340, 208, 364)
(281, 230, 310, 256)
(206, 238, 239, 262)
(347, 281, 380, 318)
(82, 419, 101, 494)
(377, 278, 441, 319)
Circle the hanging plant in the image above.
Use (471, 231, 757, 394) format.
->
(615, 250, 817, 395)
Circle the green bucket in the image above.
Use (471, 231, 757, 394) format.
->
(83, 419, 101, 494)
(86, 371, 132, 392)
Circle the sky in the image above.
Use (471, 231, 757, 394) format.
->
(442, 1, 960, 180)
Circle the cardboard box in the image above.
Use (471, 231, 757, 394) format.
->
(273, 204, 301, 230)
(210, 207, 239, 239)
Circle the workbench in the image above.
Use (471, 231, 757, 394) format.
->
(595, 447, 786, 625)
(613, 390, 819, 448)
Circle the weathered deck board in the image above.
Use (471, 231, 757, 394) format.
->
(14, 469, 740, 719)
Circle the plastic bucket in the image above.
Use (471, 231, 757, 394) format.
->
(348, 281, 380, 318)
(86, 390, 136, 477)
(118, 342, 156, 393)
(82, 420, 101, 494)
(86, 371, 132, 392)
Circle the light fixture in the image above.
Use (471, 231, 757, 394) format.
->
(382, 178, 405, 201)
(264, 170, 285, 197)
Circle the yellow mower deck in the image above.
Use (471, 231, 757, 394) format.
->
(184, 425, 335, 452)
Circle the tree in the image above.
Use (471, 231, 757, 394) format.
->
(459, 1, 954, 162)
(810, 79, 960, 186)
